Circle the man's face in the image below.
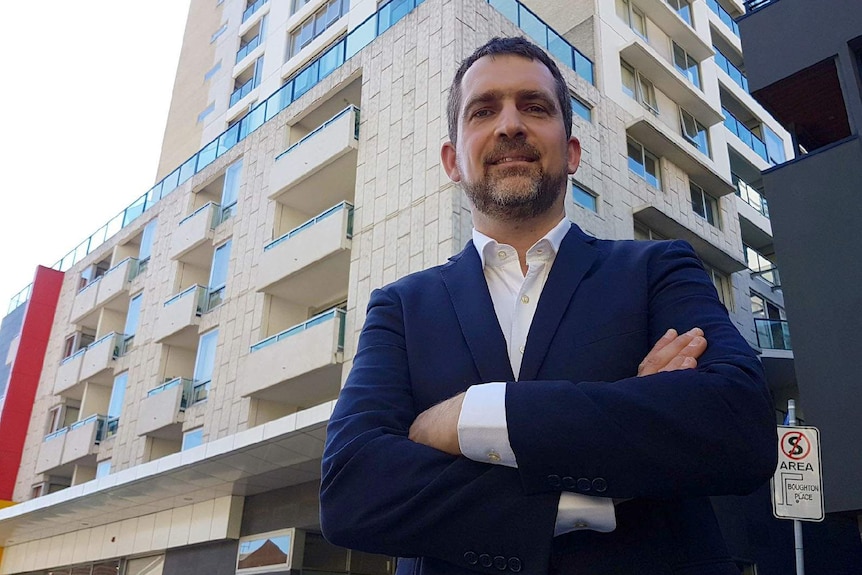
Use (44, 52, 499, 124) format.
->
(442, 54, 581, 222)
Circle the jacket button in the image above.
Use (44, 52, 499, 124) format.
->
(576, 478, 591, 492)
(464, 552, 478, 565)
(508, 557, 522, 573)
(480, 554, 493, 568)
(547, 474, 561, 487)
(592, 477, 608, 493)
(562, 476, 575, 489)
(494, 556, 507, 570)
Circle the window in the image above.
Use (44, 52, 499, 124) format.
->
(621, 61, 658, 114)
(46, 404, 79, 435)
(123, 294, 143, 352)
(288, 0, 345, 58)
(211, 23, 228, 43)
(63, 330, 95, 359)
(137, 219, 158, 274)
(96, 459, 112, 479)
(633, 223, 667, 241)
(31, 484, 44, 499)
(627, 137, 661, 188)
(237, 529, 294, 572)
(204, 61, 222, 81)
(762, 124, 786, 164)
(750, 291, 785, 320)
(666, 0, 692, 25)
(571, 95, 592, 122)
(219, 160, 243, 223)
(197, 102, 216, 124)
(672, 42, 700, 88)
(106, 372, 128, 438)
(192, 330, 219, 403)
(690, 182, 719, 226)
(704, 264, 732, 309)
(292, 0, 313, 14)
(182, 428, 204, 451)
(751, 291, 790, 349)
(616, 0, 647, 38)
(208, 240, 232, 309)
(571, 181, 598, 212)
(680, 109, 710, 155)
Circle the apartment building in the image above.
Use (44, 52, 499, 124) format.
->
(0, 0, 855, 573)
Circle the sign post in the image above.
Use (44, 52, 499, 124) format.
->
(771, 400, 824, 575)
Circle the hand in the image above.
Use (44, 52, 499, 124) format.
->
(408, 392, 465, 455)
(637, 327, 707, 377)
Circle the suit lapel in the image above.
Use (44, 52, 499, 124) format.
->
(519, 226, 599, 381)
(440, 242, 515, 383)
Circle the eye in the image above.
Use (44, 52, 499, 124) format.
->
(472, 108, 493, 118)
(525, 104, 548, 114)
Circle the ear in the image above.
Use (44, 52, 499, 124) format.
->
(441, 141, 461, 182)
(567, 136, 582, 175)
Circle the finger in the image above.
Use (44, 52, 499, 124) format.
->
(658, 355, 697, 373)
(676, 335, 707, 360)
(637, 329, 677, 376)
(638, 328, 703, 376)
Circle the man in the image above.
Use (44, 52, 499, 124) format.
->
(321, 37, 776, 574)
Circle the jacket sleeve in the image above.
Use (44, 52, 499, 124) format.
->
(320, 286, 560, 575)
(505, 240, 778, 499)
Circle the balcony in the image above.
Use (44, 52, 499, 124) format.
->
(230, 77, 256, 108)
(136, 378, 193, 438)
(714, 48, 748, 93)
(236, 34, 262, 65)
(723, 107, 770, 164)
(242, 0, 268, 23)
(269, 106, 360, 215)
(95, 258, 137, 312)
(35, 429, 68, 474)
(734, 173, 768, 218)
(627, 115, 734, 196)
(620, 41, 722, 128)
(62, 415, 107, 466)
(69, 281, 101, 327)
(257, 202, 353, 306)
(241, 308, 345, 407)
(627, 0, 712, 62)
(153, 285, 207, 349)
(744, 244, 780, 289)
(54, 350, 85, 397)
(755, 318, 791, 351)
(80, 332, 124, 385)
(170, 202, 220, 267)
(707, 0, 740, 37)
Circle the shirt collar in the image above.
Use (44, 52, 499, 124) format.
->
(472, 217, 572, 268)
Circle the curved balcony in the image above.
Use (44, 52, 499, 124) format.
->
(241, 308, 345, 408)
(257, 202, 353, 306)
(269, 106, 359, 215)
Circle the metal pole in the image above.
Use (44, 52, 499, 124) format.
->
(788, 399, 805, 575)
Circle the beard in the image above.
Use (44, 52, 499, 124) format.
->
(461, 157, 568, 223)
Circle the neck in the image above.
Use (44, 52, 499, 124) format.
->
(473, 203, 566, 273)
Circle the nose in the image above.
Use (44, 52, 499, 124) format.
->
(494, 102, 526, 139)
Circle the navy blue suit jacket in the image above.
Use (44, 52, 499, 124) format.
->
(321, 224, 776, 575)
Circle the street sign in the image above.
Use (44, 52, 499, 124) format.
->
(771, 425, 824, 522)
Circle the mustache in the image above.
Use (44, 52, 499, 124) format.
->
(483, 141, 541, 164)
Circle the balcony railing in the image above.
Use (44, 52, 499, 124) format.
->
(743, 0, 776, 11)
(276, 106, 360, 161)
(46, 414, 108, 443)
(265, 202, 354, 252)
(7, 0, 592, 317)
(251, 308, 346, 353)
(733, 173, 769, 217)
(236, 34, 263, 64)
(486, 0, 594, 85)
(714, 48, 748, 92)
(744, 244, 780, 287)
(755, 318, 791, 350)
(147, 377, 195, 410)
(242, 0, 268, 23)
(165, 284, 209, 314)
(723, 108, 769, 162)
(707, 0, 740, 36)
(230, 77, 256, 108)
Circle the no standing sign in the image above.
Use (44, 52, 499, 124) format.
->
(771, 426, 824, 521)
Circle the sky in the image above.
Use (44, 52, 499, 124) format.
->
(0, 2, 192, 313)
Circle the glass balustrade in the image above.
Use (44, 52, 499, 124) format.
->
(250, 308, 346, 352)
(754, 318, 792, 350)
(242, 0, 268, 23)
(714, 49, 748, 92)
(707, 0, 740, 36)
(264, 202, 354, 252)
(723, 108, 769, 162)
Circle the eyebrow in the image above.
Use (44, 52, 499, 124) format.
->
(462, 89, 559, 118)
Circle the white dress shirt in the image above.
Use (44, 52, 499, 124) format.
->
(457, 217, 617, 536)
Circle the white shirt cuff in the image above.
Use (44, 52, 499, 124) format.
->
(457, 383, 518, 468)
(554, 493, 617, 536)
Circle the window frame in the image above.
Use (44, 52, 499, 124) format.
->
(236, 528, 297, 573)
(679, 108, 710, 156)
(690, 182, 719, 227)
(621, 60, 659, 115)
(570, 180, 598, 212)
(627, 137, 662, 189)
(618, 0, 648, 38)
(672, 42, 701, 88)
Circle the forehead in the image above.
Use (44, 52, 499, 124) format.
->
(460, 54, 558, 103)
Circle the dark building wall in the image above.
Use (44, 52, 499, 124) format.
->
(739, 0, 862, 137)
(240, 480, 321, 536)
(761, 136, 862, 513)
(163, 540, 239, 575)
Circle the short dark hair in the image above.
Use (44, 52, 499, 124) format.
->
(446, 36, 573, 145)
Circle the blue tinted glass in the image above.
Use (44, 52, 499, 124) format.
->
(571, 97, 591, 122)
(162, 169, 180, 196)
(319, 43, 345, 79)
(108, 372, 128, 419)
(293, 60, 319, 98)
(145, 184, 162, 210)
(547, 31, 573, 70)
(346, 16, 376, 60)
(198, 140, 218, 171)
(245, 103, 266, 135)
(575, 51, 594, 85)
(178, 156, 196, 185)
(518, 7, 547, 47)
(218, 124, 240, 156)
(123, 195, 147, 227)
(489, 0, 518, 24)
(571, 183, 597, 212)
